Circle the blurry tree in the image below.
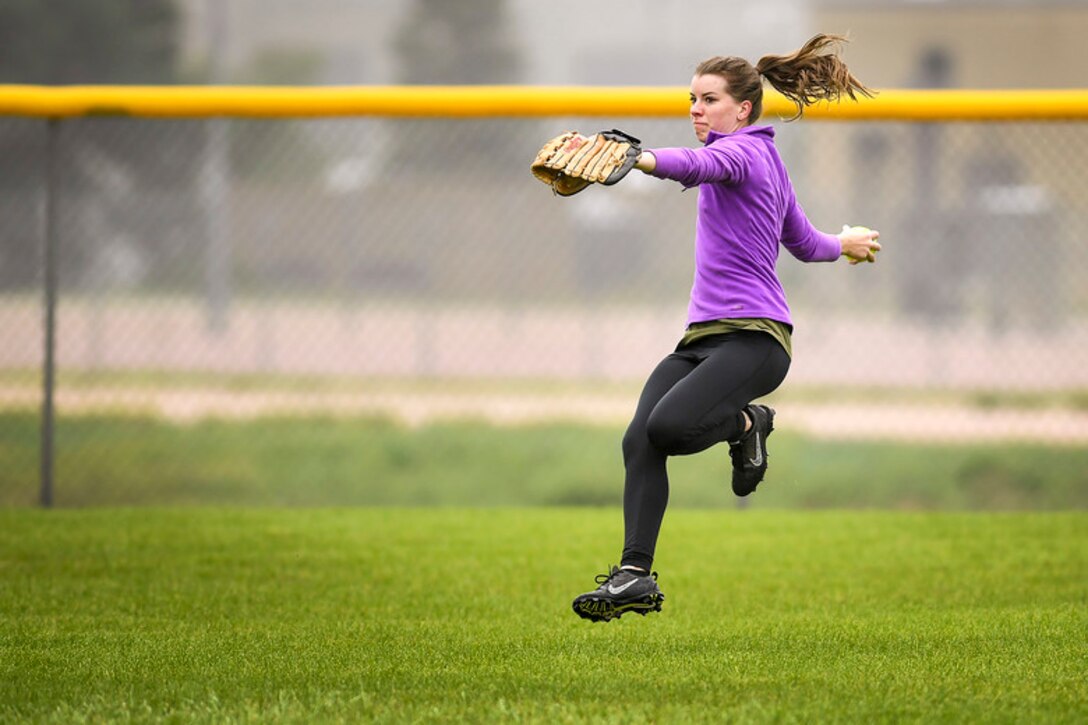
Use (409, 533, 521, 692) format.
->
(229, 47, 328, 182)
(392, 0, 521, 85)
(390, 0, 525, 172)
(897, 46, 959, 325)
(0, 0, 197, 291)
(0, 0, 178, 85)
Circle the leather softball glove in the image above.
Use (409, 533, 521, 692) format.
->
(531, 129, 641, 196)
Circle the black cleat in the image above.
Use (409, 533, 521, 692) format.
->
(729, 404, 775, 497)
(572, 566, 664, 622)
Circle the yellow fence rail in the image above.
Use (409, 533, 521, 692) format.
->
(1, 85, 1088, 121)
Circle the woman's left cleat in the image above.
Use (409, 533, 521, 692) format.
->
(730, 404, 775, 496)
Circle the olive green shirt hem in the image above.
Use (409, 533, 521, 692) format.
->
(678, 318, 793, 358)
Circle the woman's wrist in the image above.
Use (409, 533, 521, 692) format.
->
(635, 150, 657, 173)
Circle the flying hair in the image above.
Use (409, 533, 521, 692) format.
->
(696, 34, 875, 122)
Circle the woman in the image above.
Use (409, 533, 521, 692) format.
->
(572, 34, 882, 623)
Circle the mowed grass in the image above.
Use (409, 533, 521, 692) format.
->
(2, 509, 1086, 723)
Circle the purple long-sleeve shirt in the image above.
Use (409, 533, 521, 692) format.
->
(649, 125, 841, 327)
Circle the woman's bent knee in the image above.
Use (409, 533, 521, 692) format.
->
(645, 410, 690, 455)
(622, 424, 650, 463)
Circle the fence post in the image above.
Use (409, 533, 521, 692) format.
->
(40, 118, 59, 508)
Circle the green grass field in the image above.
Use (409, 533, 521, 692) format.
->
(2, 508, 1085, 723)
(2, 413, 1088, 509)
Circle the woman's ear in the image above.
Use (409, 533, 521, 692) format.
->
(738, 100, 753, 121)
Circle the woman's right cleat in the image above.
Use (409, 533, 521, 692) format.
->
(572, 566, 665, 622)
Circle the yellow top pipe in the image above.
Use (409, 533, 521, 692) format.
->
(1, 85, 1088, 121)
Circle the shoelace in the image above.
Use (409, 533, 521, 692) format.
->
(593, 567, 658, 585)
(593, 568, 619, 586)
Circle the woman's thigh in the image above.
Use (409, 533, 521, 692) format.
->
(622, 352, 699, 455)
(646, 332, 790, 454)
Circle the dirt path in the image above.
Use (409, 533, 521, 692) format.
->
(3, 385, 1086, 444)
(3, 300, 1088, 389)
(3, 300, 1086, 443)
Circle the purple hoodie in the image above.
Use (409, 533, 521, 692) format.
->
(648, 125, 840, 327)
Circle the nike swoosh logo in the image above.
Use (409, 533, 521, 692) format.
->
(607, 579, 639, 595)
(748, 433, 763, 467)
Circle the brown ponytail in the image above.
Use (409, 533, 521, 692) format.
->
(755, 34, 874, 120)
(696, 33, 874, 123)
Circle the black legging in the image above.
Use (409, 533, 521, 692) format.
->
(620, 331, 791, 570)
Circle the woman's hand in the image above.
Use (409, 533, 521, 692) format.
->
(838, 225, 881, 265)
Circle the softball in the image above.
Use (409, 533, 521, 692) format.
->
(842, 224, 877, 263)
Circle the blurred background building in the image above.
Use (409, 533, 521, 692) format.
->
(170, 1, 1088, 88)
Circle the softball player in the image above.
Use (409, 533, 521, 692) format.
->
(572, 34, 882, 622)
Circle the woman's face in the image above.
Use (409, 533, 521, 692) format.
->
(689, 74, 752, 142)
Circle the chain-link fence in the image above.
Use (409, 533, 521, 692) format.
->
(2, 112, 1087, 506)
